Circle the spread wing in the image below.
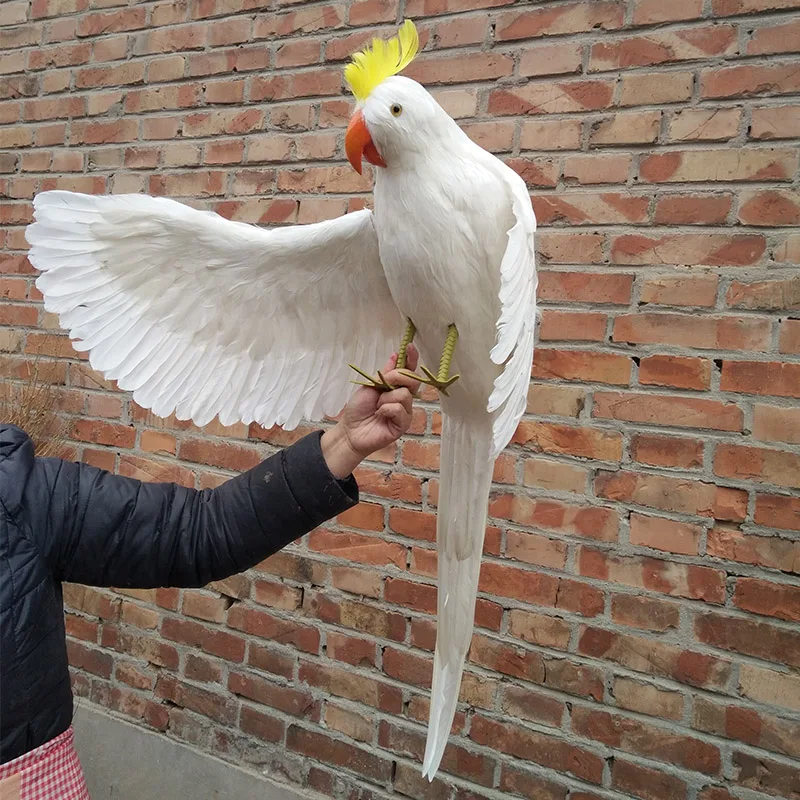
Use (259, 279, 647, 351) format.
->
(487, 163, 537, 457)
(26, 191, 403, 430)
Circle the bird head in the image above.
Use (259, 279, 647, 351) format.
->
(344, 20, 446, 174)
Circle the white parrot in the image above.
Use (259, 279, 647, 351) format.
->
(24, 21, 536, 780)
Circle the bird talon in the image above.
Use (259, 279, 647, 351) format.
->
(399, 366, 460, 397)
(348, 364, 395, 391)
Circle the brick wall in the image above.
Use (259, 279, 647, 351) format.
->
(2, 0, 800, 798)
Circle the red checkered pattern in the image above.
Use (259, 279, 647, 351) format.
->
(0, 728, 89, 800)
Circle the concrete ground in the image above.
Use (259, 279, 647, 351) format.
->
(73, 700, 311, 800)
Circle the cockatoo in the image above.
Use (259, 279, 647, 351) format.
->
(25, 20, 536, 780)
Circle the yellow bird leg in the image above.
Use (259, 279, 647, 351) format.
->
(348, 318, 416, 391)
(396, 318, 416, 370)
(400, 323, 460, 397)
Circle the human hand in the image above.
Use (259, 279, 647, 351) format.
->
(321, 346, 420, 479)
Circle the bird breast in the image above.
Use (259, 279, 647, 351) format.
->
(373, 159, 514, 408)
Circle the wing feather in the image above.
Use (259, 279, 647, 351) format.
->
(486, 166, 537, 458)
(27, 191, 403, 430)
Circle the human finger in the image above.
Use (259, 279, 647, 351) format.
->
(377, 387, 413, 416)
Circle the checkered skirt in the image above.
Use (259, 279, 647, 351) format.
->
(0, 728, 89, 800)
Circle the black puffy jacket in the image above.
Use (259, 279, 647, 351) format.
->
(0, 424, 357, 764)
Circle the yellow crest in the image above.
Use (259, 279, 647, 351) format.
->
(344, 20, 420, 102)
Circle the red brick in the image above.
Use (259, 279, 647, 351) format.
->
(229, 672, 317, 718)
(654, 194, 733, 226)
(514, 420, 623, 461)
(298, 661, 401, 713)
(613, 677, 684, 721)
(640, 276, 730, 308)
(255, 5, 345, 37)
(755, 493, 800, 531)
(563, 153, 631, 184)
(519, 42, 582, 78)
(535, 192, 649, 225)
(714, 0, 800, 12)
(619, 71, 694, 106)
(470, 715, 604, 784)
(489, 80, 614, 117)
(324, 704, 373, 743)
(507, 158, 560, 188)
(573, 706, 720, 774)
(579, 626, 731, 690)
(611, 594, 680, 632)
(538, 232, 606, 264)
(490, 493, 619, 541)
(149, 171, 226, 197)
(593, 391, 742, 432)
(670, 108, 743, 144)
(715, 443, 800, 489)
(702, 62, 800, 98)
(708, 525, 800, 572)
(631, 434, 700, 471)
(538, 310, 607, 342)
(751, 104, 800, 139)
(495, 2, 624, 40)
(580, 546, 724, 603)
(614, 312, 769, 350)
(307, 529, 404, 568)
(612, 758, 687, 800)
(478, 562, 559, 606)
(305, 590, 404, 641)
(733, 577, 800, 622)
(643, 148, 797, 183)
(727, 275, 800, 309)
(696, 612, 800, 668)
(349, 0, 399, 25)
(227, 606, 319, 653)
(76, 7, 146, 36)
(590, 26, 736, 73)
(533, 349, 631, 386)
(630, 513, 703, 556)
(499, 765, 567, 800)
(780, 319, 800, 354)
(733, 750, 800, 798)
(596, 470, 746, 521)
(523, 457, 589, 494)
(75, 62, 145, 88)
(721, 360, 800, 398)
(748, 18, 800, 56)
(521, 119, 582, 151)
(632, 0, 702, 23)
(253, 579, 302, 611)
(639, 355, 712, 390)
(739, 189, 800, 226)
(613, 233, 765, 267)
(326, 632, 376, 668)
(538, 271, 633, 305)
(507, 609, 571, 650)
(239, 706, 284, 743)
(753, 404, 800, 444)
(179, 438, 261, 471)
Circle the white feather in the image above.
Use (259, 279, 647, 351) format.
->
(26, 191, 404, 429)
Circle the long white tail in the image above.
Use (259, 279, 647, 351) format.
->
(422, 414, 494, 780)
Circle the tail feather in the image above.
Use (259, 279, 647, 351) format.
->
(422, 414, 493, 780)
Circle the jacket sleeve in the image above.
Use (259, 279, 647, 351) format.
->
(25, 431, 358, 588)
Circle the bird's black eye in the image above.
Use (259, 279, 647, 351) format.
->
(390, 103, 403, 117)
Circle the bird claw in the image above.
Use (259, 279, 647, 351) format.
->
(348, 364, 395, 392)
(398, 366, 460, 397)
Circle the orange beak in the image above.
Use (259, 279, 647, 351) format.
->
(345, 110, 386, 174)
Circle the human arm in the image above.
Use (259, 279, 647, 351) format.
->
(22, 350, 418, 589)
